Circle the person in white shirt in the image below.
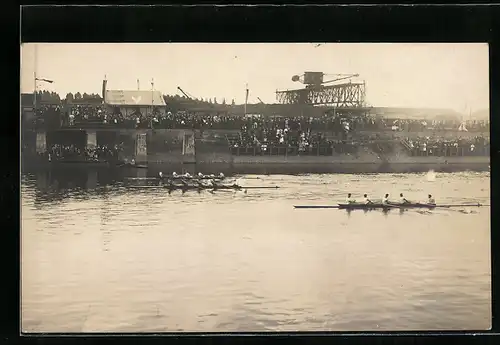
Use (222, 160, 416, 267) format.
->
(363, 194, 373, 204)
(172, 172, 178, 178)
(198, 172, 204, 178)
(159, 171, 163, 179)
(399, 193, 409, 204)
(219, 172, 225, 178)
(427, 194, 436, 205)
(346, 193, 356, 204)
(382, 194, 390, 204)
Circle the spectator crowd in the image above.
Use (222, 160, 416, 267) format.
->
(39, 143, 124, 162)
(28, 103, 490, 133)
(404, 135, 489, 157)
(25, 94, 489, 159)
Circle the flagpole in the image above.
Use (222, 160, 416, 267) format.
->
(244, 83, 249, 116)
(151, 78, 154, 128)
(33, 44, 37, 113)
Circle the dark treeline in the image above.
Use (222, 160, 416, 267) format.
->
(32, 90, 240, 110)
(34, 91, 102, 104)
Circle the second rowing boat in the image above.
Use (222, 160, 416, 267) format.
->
(293, 203, 487, 210)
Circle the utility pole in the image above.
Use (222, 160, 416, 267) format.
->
(244, 83, 249, 116)
(151, 78, 154, 123)
(32, 45, 54, 115)
(33, 44, 37, 114)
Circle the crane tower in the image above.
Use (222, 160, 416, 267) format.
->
(276, 72, 366, 108)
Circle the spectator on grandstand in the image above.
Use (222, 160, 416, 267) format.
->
(404, 135, 489, 157)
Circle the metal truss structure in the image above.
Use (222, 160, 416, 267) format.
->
(276, 82, 366, 108)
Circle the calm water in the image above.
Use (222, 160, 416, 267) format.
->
(21, 171, 491, 332)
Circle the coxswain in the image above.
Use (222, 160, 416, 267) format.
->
(363, 194, 373, 204)
(346, 193, 356, 204)
(427, 194, 436, 205)
(399, 193, 409, 204)
(382, 194, 389, 205)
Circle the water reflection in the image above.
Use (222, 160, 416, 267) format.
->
(21, 171, 491, 332)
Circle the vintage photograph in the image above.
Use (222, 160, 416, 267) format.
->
(20, 43, 490, 332)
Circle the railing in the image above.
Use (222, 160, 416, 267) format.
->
(400, 139, 413, 153)
(407, 145, 490, 157)
(229, 144, 358, 157)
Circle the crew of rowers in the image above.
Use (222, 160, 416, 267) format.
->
(158, 171, 225, 179)
(346, 193, 436, 205)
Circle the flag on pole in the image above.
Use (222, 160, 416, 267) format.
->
(35, 78, 53, 83)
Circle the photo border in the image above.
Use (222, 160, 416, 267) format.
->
(10, 3, 500, 345)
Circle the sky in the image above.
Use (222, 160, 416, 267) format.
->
(20, 43, 489, 113)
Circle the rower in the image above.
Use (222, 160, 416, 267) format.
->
(399, 193, 409, 204)
(382, 194, 389, 205)
(363, 194, 373, 204)
(172, 172, 178, 178)
(198, 172, 204, 178)
(219, 172, 225, 178)
(184, 172, 192, 178)
(346, 193, 356, 204)
(427, 194, 436, 205)
(159, 171, 163, 179)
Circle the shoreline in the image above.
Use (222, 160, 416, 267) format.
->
(22, 158, 489, 175)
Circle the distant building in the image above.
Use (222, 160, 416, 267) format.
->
(102, 80, 167, 117)
(371, 107, 461, 121)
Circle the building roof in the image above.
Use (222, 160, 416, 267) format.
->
(105, 90, 166, 106)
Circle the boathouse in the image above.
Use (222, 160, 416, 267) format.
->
(102, 79, 167, 118)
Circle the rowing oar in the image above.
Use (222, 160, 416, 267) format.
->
(294, 205, 341, 209)
(239, 186, 280, 189)
(293, 203, 488, 209)
(434, 203, 489, 208)
(432, 203, 489, 214)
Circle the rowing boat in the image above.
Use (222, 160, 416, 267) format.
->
(164, 176, 227, 180)
(124, 176, 229, 181)
(294, 203, 487, 209)
(127, 184, 280, 191)
(118, 163, 148, 169)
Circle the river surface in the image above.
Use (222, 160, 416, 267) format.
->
(21, 171, 491, 332)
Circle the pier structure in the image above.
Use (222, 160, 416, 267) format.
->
(21, 74, 489, 173)
(36, 131, 47, 154)
(86, 130, 97, 150)
(135, 131, 148, 163)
